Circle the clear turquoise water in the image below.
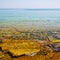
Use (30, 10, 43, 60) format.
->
(0, 9, 60, 30)
(0, 9, 60, 21)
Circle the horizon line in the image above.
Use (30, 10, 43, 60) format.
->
(0, 8, 60, 10)
(0, 7, 60, 9)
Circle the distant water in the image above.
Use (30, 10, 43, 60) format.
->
(0, 8, 60, 30)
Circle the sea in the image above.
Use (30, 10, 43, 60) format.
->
(0, 8, 60, 31)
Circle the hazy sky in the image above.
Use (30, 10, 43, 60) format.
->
(0, 0, 60, 8)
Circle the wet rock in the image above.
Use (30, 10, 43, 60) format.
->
(25, 52, 37, 56)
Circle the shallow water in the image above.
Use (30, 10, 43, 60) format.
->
(0, 9, 60, 30)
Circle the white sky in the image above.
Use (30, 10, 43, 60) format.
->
(0, 0, 60, 8)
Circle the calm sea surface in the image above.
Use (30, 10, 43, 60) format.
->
(0, 9, 60, 30)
